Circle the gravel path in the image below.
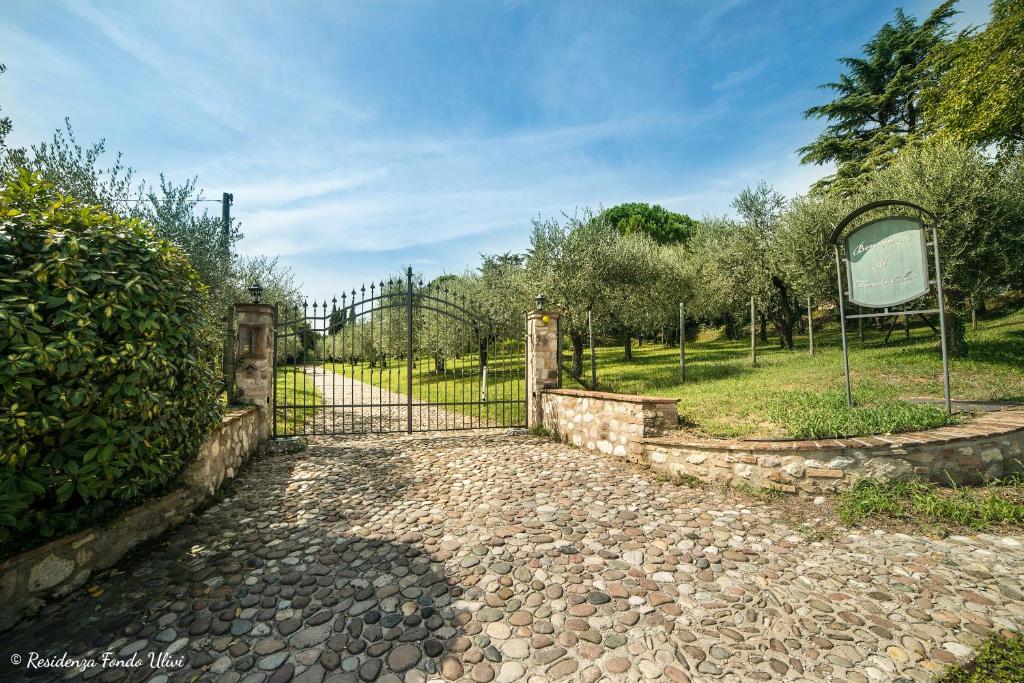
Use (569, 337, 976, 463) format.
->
(2, 431, 1023, 682)
(289, 367, 502, 434)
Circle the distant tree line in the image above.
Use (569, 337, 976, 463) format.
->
(431, 0, 1024, 376)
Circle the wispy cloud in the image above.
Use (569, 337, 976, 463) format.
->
(8, 0, 961, 304)
(713, 61, 767, 92)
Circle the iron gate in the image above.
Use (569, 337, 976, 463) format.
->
(272, 268, 527, 436)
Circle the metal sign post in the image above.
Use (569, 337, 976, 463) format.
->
(830, 200, 952, 413)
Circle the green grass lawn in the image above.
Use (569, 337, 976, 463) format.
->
(325, 352, 527, 428)
(837, 477, 1024, 530)
(564, 305, 1024, 439)
(274, 368, 319, 436)
(938, 631, 1024, 683)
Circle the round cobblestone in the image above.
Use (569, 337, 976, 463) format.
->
(3, 424, 1023, 682)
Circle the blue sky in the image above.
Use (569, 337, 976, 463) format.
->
(2, 0, 990, 303)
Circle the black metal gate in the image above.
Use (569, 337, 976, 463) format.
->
(272, 268, 526, 436)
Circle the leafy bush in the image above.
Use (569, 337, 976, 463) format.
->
(0, 171, 223, 549)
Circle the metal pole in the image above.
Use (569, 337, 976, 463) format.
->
(224, 304, 235, 401)
(807, 295, 814, 356)
(834, 245, 853, 407)
(221, 192, 233, 260)
(271, 304, 278, 436)
(406, 267, 414, 432)
(931, 224, 952, 414)
(679, 301, 685, 382)
(588, 309, 596, 388)
(750, 297, 756, 367)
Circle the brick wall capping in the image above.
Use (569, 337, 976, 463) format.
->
(641, 408, 1024, 452)
(543, 388, 680, 406)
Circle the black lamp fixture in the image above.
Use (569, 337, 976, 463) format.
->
(248, 282, 263, 304)
(535, 293, 546, 311)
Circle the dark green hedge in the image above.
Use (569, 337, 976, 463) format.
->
(0, 171, 223, 548)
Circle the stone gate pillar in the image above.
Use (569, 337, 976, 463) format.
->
(233, 303, 275, 440)
(526, 304, 560, 429)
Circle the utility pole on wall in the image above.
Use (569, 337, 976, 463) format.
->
(221, 192, 234, 261)
(807, 295, 814, 356)
(221, 192, 235, 403)
(750, 296, 757, 367)
(678, 301, 685, 383)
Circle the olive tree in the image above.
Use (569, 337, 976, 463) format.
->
(855, 139, 1024, 352)
(525, 211, 640, 381)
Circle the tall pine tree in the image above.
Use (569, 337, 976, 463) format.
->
(799, 1, 957, 192)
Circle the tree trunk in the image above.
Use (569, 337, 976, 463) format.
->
(570, 330, 585, 380)
(769, 275, 798, 350)
(623, 330, 633, 360)
(758, 313, 768, 343)
(771, 315, 794, 350)
(723, 315, 739, 340)
(944, 296, 968, 356)
(434, 354, 445, 373)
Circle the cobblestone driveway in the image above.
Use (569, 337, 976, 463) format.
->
(3, 431, 1023, 683)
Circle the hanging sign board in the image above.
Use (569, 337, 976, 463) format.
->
(830, 200, 951, 413)
(845, 216, 929, 308)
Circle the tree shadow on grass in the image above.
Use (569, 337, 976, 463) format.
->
(0, 443, 467, 683)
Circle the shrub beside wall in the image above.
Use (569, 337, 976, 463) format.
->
(0, 171, 223, 551)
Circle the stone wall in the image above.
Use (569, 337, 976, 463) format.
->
(643, 409, 1024, 495)
(542, 388, 679, 462)
(180, 405, 268, 494)
(0, 407, 266, 632)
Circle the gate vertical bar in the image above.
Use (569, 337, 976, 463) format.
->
(406, 267, 414, 433)
(271, 303, 278, 437)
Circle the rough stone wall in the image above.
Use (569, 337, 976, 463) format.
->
(644, 410, 1024, 495)
(181, 407, 268, 494)
(0, 407, 265, 632)
(542, 388, 679, 463)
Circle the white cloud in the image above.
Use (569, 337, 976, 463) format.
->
(712, 62, 767, 92)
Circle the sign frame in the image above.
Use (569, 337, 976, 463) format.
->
(830, 200, 951, 413)
(844, 215, 930, 308)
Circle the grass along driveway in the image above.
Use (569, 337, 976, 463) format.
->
(273, 367, 319, 435)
